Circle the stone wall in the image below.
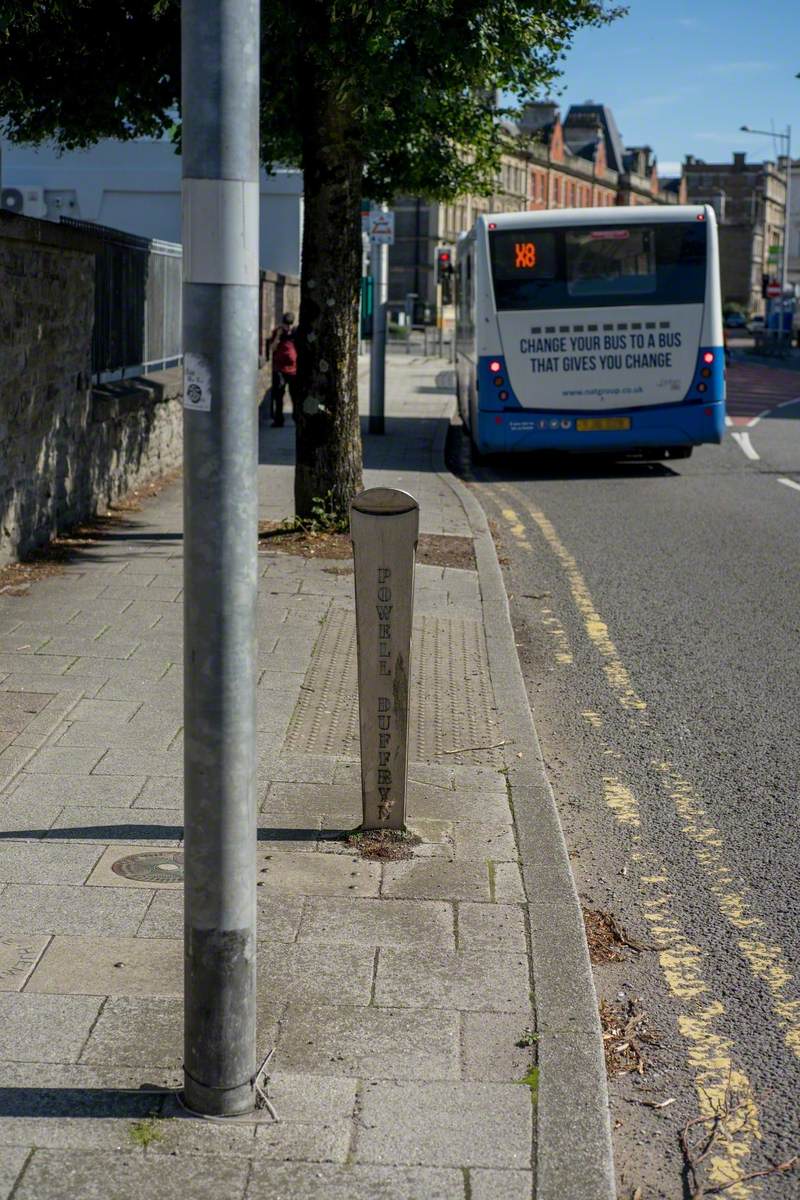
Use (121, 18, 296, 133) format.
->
(0, 212, 183, 564)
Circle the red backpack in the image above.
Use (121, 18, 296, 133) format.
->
(273, 329, 297, 374)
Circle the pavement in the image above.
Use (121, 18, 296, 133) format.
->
(0, 357, 612, 1199)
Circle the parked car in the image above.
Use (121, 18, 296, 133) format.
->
(724, 312, 747, 329)
(748, 315, 765, 333)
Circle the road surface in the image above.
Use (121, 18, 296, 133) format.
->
(450, 358, 800, 1198)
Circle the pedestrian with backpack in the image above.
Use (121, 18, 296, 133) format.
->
(268, 312, 298, 426)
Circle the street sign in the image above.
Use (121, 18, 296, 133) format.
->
(368, 210, 395, 245)
(350, 488, 419, 830)
(766, 280, 781, 298)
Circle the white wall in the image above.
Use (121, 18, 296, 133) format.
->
(1, 137, 303, 276)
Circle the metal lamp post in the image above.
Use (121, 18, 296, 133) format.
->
(182, 0, 260, 1117)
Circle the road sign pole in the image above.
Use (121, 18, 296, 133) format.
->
(350, 488, 419, 830)
(369, 208, 389, 435)
(182, 0, 259, 1117)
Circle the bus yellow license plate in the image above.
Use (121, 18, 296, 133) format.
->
(576, 417, 631, 432)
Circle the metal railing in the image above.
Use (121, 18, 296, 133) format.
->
(61, 218, 183, 381)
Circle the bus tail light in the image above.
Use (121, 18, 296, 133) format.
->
(489, 360, 502, 372)
(702, 351, 714, 364)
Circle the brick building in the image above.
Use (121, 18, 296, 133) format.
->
(683, 151, 790, 317)
(389, 101, 686, 312)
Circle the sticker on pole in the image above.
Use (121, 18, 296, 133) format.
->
(368, 211, 395, 245)
(183, 353, 212, 411)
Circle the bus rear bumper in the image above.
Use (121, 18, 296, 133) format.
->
(476, 400, 726, 454)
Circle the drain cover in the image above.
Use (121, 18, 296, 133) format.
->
(111, 851, 185, 883)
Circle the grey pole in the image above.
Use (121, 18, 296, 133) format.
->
(182, 0, 260, 1117)
(369, 210, 388, 435)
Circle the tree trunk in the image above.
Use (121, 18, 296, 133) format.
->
(294, 95, 364, 520)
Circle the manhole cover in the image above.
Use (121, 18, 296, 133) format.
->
(111, 851, 185, 883)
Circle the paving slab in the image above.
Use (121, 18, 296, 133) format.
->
(0, 993, 102, 1062)
(22, 746, 107, 775)
(0, 935, 51, 991)
(245, 1163, 465, 1200)
(461, 1011, 535, 1083)
(55, 721, 179, 751)
(12, 1149, 250, 1200)
(256, 849, 380, 897)
(381, 859, 491, 902)
(374, 949, 530, 1012)
(456, 902, 527, 953)
(132, 777, 182, 808)
(274, 1004, 460, 1079)
(251, 1118, 351, 1162)
(0, 1147, 29, 1199)
(79, 995, 282, 1070)
(0, 842, 102, 885)
(0, 798, 62, 836)
(26, 935, 182, 996)
(137, 889, 304, 942)
(69, 698, 141, 724)
(353, 1080, 532, 1168)
(261, 780, 360, 818)
(452, 818, 518, 862)
(266, 1073, 357, 1124)
(0, 885, 152, 938)
(0, 653, 76, 677)
(258, 942, 374, 1006)
(297, 897, 455, 949)
(90, 748, 181, 776)
(6, 773, 146, 808)
(258, 753, 338, 785)
(469, 1169, 534, 1200)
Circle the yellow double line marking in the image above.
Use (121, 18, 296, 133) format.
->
(500, 482, 800, 1066)
(496, 484, 800, 1194)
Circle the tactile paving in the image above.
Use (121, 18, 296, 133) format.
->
(283, 607, 503, 767)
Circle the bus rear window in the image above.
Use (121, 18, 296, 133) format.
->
(489, 222, 706, 310)
(567, 228, 656, 298)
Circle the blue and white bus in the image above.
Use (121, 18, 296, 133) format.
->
(455, 206, 725, 458)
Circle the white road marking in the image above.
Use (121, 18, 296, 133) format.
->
(777, 477, 800, 494)
(731, 431, 760, 460)
(725, 415, 733, 427)
(747, 393, 800, 428)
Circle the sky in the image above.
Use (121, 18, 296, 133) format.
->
(536, 0, 799, 176)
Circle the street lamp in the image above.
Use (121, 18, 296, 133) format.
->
(739, 124, 792, 328)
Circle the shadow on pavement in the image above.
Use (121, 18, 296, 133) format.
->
(0, 826, 318, 843)
(0, 1088, 172, 1118)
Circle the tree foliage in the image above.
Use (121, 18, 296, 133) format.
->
(0, 0, 619, 199)
(1, 0, 621, 517)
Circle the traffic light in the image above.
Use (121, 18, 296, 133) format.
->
(435, 246, 454, 304)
